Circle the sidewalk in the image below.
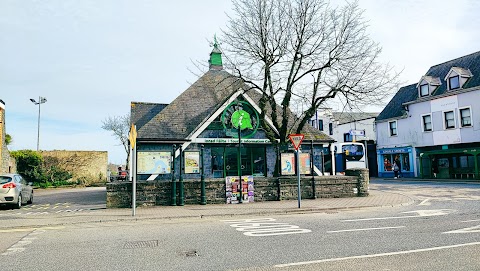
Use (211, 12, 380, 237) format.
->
(0, 188, 415, 229)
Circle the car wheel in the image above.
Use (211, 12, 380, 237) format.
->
(27, 193, 33, 204)
(14, 194, 22, 209)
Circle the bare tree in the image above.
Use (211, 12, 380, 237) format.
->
(101, 114, 130, 164)
(222, 0, 400, 143)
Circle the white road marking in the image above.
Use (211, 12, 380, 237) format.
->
(462, 219, 480, 223)
(274, 242, 480, 268)
(223, 218, 311, 237)
(0, 227, 62, 256)
(327, 226, 405, 233)
(444, 225, 480, 234)
(343, 209, 455, 222)
(0, 226, 65, 233)
(418, 199, 431, 206)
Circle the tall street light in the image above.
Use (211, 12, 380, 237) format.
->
(30, 97, 47, 151)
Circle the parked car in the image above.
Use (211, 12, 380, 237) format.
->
(0, 173, 33, 209)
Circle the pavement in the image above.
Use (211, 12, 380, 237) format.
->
(0, 180, 418, 230)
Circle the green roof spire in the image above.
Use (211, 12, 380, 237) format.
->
(209, 35, 223, 70)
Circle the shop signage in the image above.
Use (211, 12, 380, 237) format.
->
(192, 138, 271, 144)
(378, 147, 410, 154)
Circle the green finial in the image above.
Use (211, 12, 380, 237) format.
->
(209, 34, 223, 69)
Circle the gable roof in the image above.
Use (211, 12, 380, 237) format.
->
(377, 50, 480, 122)
(376, 83, 417, 122)
(331, 112, 378, 125)
(132, 69, 333, 143)
(425, 51, 480, 96)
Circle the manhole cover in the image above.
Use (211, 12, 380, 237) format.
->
(123, 240, 158, 249)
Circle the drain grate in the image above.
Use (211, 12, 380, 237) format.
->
(123, 240, 159, 249)
(179, 250, 199, 257)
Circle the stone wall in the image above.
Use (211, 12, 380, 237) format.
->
(0, 103, 12, 174)
(106, 175, 360, 208)
(41, 151, 108, 185)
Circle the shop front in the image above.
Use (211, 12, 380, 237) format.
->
(419, 148, 480, 180)
(377, 147, 414, 178)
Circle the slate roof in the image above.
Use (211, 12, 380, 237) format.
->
(331, 112, 378, 125)
(377, 50, 480, 122)
(131, 69, 333, 143)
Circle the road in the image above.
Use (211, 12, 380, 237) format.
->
(1, 180, 479, 270)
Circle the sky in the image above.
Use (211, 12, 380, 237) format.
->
(1, 0, 479, 165)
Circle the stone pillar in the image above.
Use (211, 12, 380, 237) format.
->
(345, 168, 369, 197)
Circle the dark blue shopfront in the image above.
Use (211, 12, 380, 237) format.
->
(377, 147, 414, 178)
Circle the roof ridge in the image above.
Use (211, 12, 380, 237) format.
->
(428, 50, 480, 70)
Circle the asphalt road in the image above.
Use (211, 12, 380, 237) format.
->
(1, 181, 479, 271)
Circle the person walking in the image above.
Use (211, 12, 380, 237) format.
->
(432, 157, 439, 178)
(394, 155, 402, 178)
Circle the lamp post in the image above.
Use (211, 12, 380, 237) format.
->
(30, 97, 47, 151)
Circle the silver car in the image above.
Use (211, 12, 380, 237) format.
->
(0, 173, 33, 209)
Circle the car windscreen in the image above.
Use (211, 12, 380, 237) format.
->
(0, 176, 13, 184)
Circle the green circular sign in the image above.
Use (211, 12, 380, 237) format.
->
(221, 101, 259, 138)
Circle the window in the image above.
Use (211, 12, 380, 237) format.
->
(343, 133, 353, 142)
(459, 107, 471, 127)
(422, 114, 432, 132)
(329, 123, 333, 135)
(389, 121, 397, 136)
(449, 75, 460, 90)
(444, 111, 455, 129)
(419, 84, 429, 97)
(318, 120, 324, 131)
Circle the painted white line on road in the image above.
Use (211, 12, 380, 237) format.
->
(343, 209, 455, 222)
(418, 199, 431, 206)
(444, 225, 480, 234)
(274, 242, 480, 268)
(0, 226, 65, 233)
(462, 219, 480, 223)
(327, 226, 405, 233)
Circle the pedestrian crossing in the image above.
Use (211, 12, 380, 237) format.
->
(0, 203, 93, 216)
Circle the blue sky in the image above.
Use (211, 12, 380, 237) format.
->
(1, 0, 479, 164)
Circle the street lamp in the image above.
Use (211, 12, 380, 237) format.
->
(30, 97, 47, 151)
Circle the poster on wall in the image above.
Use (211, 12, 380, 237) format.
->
(184, 151, 200, 173)
(225, 176, 254, 204)
(281, 153, 295, 175)
(137, 151, 171, 174)
(299, 153, 311, 174)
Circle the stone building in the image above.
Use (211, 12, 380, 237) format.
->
(131, 42, 334, 183)
(0, 100, 14, 173)
(106, 42, 372, 207)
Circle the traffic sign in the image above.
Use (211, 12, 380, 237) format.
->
(288, 134, 304, 150)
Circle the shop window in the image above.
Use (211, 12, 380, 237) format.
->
(382, 153, 410, 172)
(459, 107, 472, 127)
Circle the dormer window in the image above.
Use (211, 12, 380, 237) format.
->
(449, 75, 460, 90)
(417, 76, 440, 97)
(420, 84, 429, 97)
(445, 67, 472, 90)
